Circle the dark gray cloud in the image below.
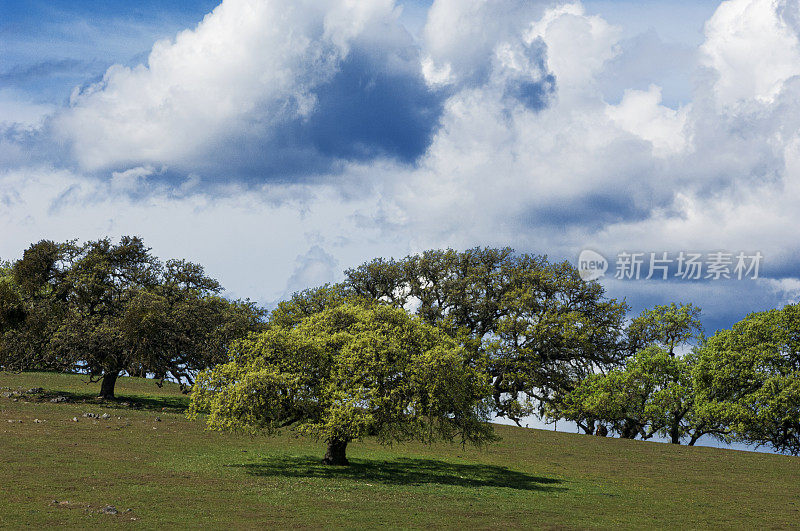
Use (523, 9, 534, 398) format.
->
(185, 45, 451, 183)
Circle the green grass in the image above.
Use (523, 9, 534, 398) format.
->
(1, 372, 799, 529)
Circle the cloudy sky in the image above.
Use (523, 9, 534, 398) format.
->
(2, 0, 799, 336)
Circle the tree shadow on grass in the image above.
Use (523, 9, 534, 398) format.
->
(35, 390, 188, 413)
(232, 455, 565, 492)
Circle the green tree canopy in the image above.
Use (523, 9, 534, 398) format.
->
(266, 283, 352, 330)
(0, 237, 265, 398)
(189, 303, 496, 465)
(695, 304, 800, 455)
(343, 247, 629, 429)
(551, 302, 724, 444)
(557, 346, 725, 444)
(626, 302, 703, 356)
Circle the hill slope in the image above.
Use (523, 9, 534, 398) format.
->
(1, 372, 798, 528)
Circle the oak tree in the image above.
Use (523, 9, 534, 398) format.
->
(344, 248, 629, 429)
(189, 303, 495, 465)
(695, 304, 800, 455)
(1, 237, 265, 398)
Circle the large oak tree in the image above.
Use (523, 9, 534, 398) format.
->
(0, 237, 265, 398)
(189, 303, 496, 465)
(343, 247, 629, 430)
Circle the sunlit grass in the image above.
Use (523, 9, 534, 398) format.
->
(1, 371, 798, 528)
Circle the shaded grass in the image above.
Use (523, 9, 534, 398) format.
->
(232, 455, 565, 491)
(1, 371, 799, 528)
(33, 390, 188, 414)
(0, 370, 189, 413)
(0, 370, 185, 397)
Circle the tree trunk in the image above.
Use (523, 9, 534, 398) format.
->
(621, 420, 639, 439)
(322, 439, 349, 466)
(670, 421, 681, 444)
(99, 371, 119, 399)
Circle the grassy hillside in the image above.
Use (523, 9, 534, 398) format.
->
(1, 372, 799, 529)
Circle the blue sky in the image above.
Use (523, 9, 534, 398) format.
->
(1, 1, 215, 105)
(2, 0, 799, 345)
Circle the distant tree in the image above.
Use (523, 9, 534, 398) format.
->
(266, 283, 353, 329)
(0, 261, 25, 336)
(694, 304, 800, 455)
(1, 237, 265, 398)
(344, 248, 629, 430)
(0, 241, 75, 372)
(189, 303, 496, 465)
(106, 260, 266, 395)
(557, 349, 661, 440)
(554, 303, 724, 444)
(626, 303, 703, 356)
(558, 346, 725, 444)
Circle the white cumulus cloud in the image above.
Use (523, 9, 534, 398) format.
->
(606, 85, 689, 157)
(5, 0, 800, 334)
(53, 0, 405, 172)
(701, 0, 800, 106)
